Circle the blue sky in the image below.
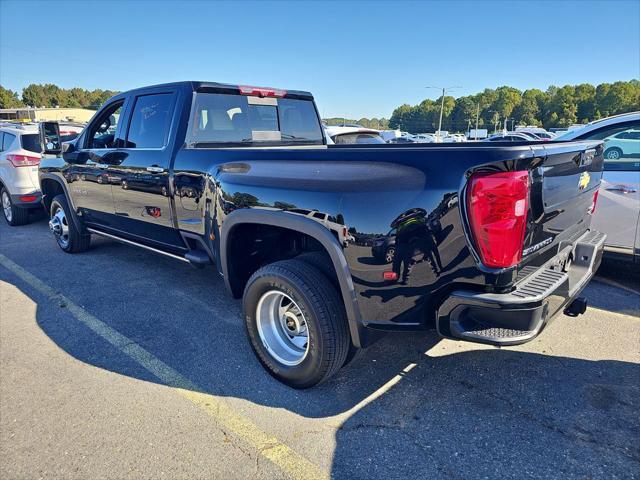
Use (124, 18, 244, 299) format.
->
(1, 0, 638, 118)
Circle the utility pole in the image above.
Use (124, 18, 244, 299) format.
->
(475, 102, 480, 140)
(426, 85, 461, 142)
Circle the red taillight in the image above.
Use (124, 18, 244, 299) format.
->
(588, 189, 599, 215)
(19, 195, 38, 202)
(7, 154, 40, 167)
(238, 85, 286, 98)
(466, 171, 530, 269)
(383, 271, 398, 281)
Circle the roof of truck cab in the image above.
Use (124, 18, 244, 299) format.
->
(119, 81, 314, 98)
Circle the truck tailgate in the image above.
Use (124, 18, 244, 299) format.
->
(522, 140, 604, 266)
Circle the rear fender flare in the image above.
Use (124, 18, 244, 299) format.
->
(220, 208, 364, 347)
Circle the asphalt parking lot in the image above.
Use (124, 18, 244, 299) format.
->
(1, 213, 639, 480)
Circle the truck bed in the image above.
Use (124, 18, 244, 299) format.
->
(172, 139, 603, 328)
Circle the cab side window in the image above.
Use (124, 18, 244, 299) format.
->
(125, 93, 174, 149)
(86, 101, 124, 149)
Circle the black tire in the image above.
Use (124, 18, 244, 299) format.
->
(243, 259, 350, 388)
(297, 251, 362, 366)
(604, 147, 623, 160)
(296, 251, 338, 286)
(49, 194, 91, 253)
(1, 187, 30, 226)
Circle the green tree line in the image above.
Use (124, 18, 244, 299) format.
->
(0, 84, 119, 110)
(389, 80, 639, 133)
(3, 81, 638, 132)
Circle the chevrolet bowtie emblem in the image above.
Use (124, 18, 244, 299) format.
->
(578, 172, 591, 190)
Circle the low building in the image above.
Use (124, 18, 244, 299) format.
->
(0, 107, 95, 124)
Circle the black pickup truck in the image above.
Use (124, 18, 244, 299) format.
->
(38, 81, 605, 388)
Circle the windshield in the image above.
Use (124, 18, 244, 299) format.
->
(186, 93, 323, 146)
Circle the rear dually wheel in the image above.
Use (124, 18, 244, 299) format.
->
(243, 259, 350, 388)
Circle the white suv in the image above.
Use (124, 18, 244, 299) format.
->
(0, 124, 43, 225)
(602, 129, 640, 160)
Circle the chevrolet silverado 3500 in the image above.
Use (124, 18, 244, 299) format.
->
(38, 81, 605, 388)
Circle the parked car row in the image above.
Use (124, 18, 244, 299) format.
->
(325, 127, 470, 145)
(484, 131, 543, 142)
(393, 131, 468, 143)
(484, 129, 558, 142)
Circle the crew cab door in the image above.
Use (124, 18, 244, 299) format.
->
(108, 89, 182, 248)
(64, 99, 127, 226)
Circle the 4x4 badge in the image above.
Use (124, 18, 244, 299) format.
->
(578, 172, 591, 190)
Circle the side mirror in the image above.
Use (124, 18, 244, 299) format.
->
(39, 121, 62, 155)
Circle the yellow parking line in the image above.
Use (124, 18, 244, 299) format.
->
(0, 253, 327, 480)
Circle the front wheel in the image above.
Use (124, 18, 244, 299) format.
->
(243, 259, 350, 388)
(49, 194, 91, 253)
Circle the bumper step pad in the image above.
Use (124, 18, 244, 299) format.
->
(436, 229, 606, 346)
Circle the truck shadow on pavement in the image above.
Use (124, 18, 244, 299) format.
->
(4, 234, 639, 479)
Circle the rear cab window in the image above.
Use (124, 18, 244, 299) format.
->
(186, 89, 324, 147)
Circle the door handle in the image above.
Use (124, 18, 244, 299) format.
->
(146, 166, 164, 173)
(94, 163, 109, 169)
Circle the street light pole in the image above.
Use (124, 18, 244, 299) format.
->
(426, 85, 461, 142)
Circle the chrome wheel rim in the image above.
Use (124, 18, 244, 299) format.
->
(606, 150, 620, 159)
(49, 206, 70, 248)
(385, 248, 395, 263)
(256, 290, 309, 366)
(2, 191, 12, 222)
